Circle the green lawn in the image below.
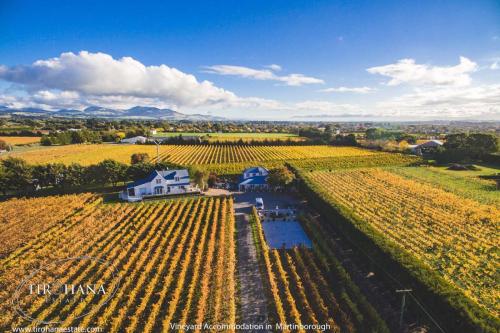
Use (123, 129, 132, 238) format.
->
(388, 164, 499, 206)
(0, 126, 34, 131)
(432, 164, 499, 177)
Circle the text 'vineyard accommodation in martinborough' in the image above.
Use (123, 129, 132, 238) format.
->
(119, 169, 200, 201)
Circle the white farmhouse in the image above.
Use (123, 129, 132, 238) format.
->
(238, 166, 269, 191)
(119, 169, 199, 202)
(120, 136, 147, 144)
(410, 140, 443, 155)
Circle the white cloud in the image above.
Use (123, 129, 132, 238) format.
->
(203, 64, 324, 86)
(279, 74, 324, 86)
(0, 51, 239, 108)
(291, 101, 379, 119)
(319, 86, 374, 93)
(266, 64, 282, 71)
(30, 90, 84, 109)
(204, 65, 275, 80)
(0, 94, 36, 110)
(0, 51, 497, 120)
(294, 100, 361, 112)
(490, 62, 499, 70)
(375, 84, 500, 119)
(367, 56, 477, 86)
(0, 51, 304, 113)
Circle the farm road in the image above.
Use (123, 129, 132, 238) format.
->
(234, 194, 270, 332)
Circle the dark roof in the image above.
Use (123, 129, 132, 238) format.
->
(239, 175, 268, 185)
(127, 170, 160, 188)
(159, 169, 190, 180)
(243, 166, 268, 174)
(127, 169, 191, 188)
(162, 170, 176, 180)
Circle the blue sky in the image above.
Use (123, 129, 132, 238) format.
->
(0, 0, 499, 120)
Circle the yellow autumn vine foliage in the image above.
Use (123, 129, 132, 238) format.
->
(306, 168, 499, 316)
(3, 144, 374, 165)
(0, 195, 237, 332)
(0, 193, 98, 257)
(0, 136, 41, 145)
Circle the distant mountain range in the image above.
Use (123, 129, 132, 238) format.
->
(0, 105, 226, 121)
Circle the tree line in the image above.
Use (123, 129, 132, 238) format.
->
(0, 153, 297, 196)
(154, 136, 318, 146)
(0, 130, 44, 137)
(0, 155, 179, 196)
(365, 127, 417, 143)
(2, 117, 303, 137)
(435, 133, 499, 163)
(361, 128, 499, 163)
(298, 125, 358, 145)
(41, 129, 103, 145)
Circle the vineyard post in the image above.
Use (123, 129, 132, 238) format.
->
(396, 289, 412, 328)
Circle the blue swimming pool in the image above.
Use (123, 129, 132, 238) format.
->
(261, 221, 312, 249)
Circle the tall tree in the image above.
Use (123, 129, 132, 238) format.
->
(0, 163, 8, 195)
(439, 133, 499, 162)
(192, 168, 208, 190)
(131, 153, 150, 164)
(267, 167, 295, 188)
(45, 163, 67, 187)
(467, 134, 498, 158)
(126, 163, 155, 180)
(64, 163, 86, 188)
(90, 159, 128, 186)
(0, 139, 11, 151)
(1, 157, 32, 193)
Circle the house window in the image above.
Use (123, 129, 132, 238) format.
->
(175, 176, 180, 182)
(154, 186, 163, 195)
(156, 179, 161, 184)
(127, 188, 135, 196)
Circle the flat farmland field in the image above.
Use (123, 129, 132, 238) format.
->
(288, 153, 422, 170)
(0, 136, 41, 145)
(2, 144, 159, 165)
(154, 132, 305, 142)
(0, 195, 236, 332)
(301, 168, 499, 318)
(388, 165, 500, 206)
(154, 145, 375, 165)
(0, 193, 98, 257)
(2, 144, 375, 166)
